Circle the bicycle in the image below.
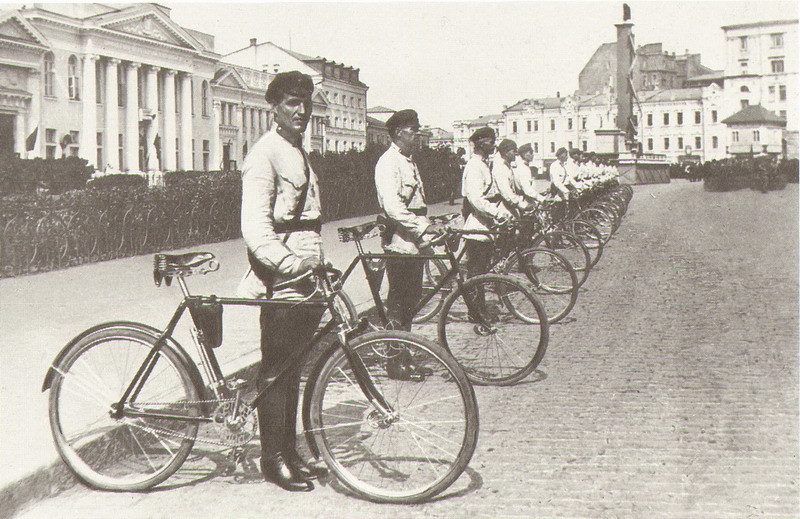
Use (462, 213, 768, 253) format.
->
(42, 252, 479, 504)
(337, 220, 550, 386)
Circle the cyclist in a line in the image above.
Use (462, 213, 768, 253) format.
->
(374, 109, 446, 380)
(238, 70, 325, 492)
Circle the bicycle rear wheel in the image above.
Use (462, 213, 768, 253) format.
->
(504, 248, 579, 324)
(560, 219, 604, 267)
(306, 330, 478, 503)
(530, 230, 591, 287)
(48, 325, 202, 491)
(437, 274, 549, 385)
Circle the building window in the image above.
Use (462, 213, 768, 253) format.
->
(202, 81, 209, 116)
(43, 52, 55, 96)
(632, 115, 638, 126)
(568, 141, 572, 150)
(512, 121, 517, 133)
(694, 111, 701, 124)
(174, 80, 180, 113)
(664, 137, 670, 150)
(191, 79, 195, 115)
(771, 60, 785, 73)
(780, 110, 787, 119)
(732, 131, 739, 142)
(712, 110, 718, 123)
(647, 138, 653, 151)
(68, 131, 80, 157)
(771, 33, 784, 48)
(96, 132, 103, 168)
(118, 133, 124, 168)
(550, 119, 555, 131)
(740, 99, 749, 109)
(568, 118, 573, 130)
(582, 117, 587, 130)
(753, 130, 760, 142)
(175, 138, 179, 166)
(739, 36, 747, 50)
(191, 139, 196, 169)
(68, 55, 80, 100)
(45, 128, 56, 159)
(599, 116, 603, 128)
(534, 120, 539, 131)
(769, 85, 776, 101)
(202, 139, 210, 171)
(779, 85, 787, 101)
(526, 120, 531, 132)
(582, 140, 587, 151)
(647, 113, 653, 126)
(677, 137, 683, 150)
(534, 142, 539, 153)
(695, 136, 702, 149)
(550, 142, 555, 153)
(712, 136, 718, 149)
(663, 113, 669, 125)
(677, 112, 683, 125)
(740, 61, 748, 73)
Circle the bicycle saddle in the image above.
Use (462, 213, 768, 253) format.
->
(153, 252, 216, 286)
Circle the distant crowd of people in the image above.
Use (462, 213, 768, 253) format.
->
(672, 156, 799, 189)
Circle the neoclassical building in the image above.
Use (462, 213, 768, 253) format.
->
(0, 3, 349, 173)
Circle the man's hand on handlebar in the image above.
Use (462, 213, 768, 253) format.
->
(295, 255, 321, 275)
(425, 222, 448, 236)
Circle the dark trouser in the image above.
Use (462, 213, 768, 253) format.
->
(257, 305, 325, 459)
(385, 255, 424, 331)
(464, 239, 494, 319)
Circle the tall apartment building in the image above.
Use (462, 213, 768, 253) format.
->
(720, 19, 798, 156)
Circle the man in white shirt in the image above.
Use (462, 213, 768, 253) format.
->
(512, 143, 546, 206)
(548, 147, 573, 222)
(492, 138, 533, 216)
(374, 109, 445, 379)
(239, 71, 324, 492)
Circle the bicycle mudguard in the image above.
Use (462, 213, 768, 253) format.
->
(41, 321, 204, 399)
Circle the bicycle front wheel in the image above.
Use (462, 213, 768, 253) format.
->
(306, 331, 479, 503)
(48, 325, 202, 491)
(437, 274, 549, 385)
(504, 248, 579, 324)
(530, 230, 591, 287)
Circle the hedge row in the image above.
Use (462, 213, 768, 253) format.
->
(0, 145, 464, 276)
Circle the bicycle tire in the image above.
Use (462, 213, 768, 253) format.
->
(530, 230, 591, 288)
(576, 207, 615, 244)
(412, 258, 453, 324)
(305, 330, 478, 503)
(560, 218, 604, 268)
(437, 273, 549, 385)
(503, 248, 579, 324)
(48, 325, 202, 491)
(318, 288, 359, 331)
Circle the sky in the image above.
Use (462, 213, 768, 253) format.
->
(13, 1, 800, 128)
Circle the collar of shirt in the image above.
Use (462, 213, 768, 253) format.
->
(274, 121, 305, 149)
(390, 142, 415, 162)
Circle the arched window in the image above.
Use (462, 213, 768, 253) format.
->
(68, 55, 80, 100)
(740, 85, 750, 93)
(202, 81, 209, 116)
(43, 52, 55, 96)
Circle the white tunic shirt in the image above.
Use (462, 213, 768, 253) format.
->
(374, 143, 431, 254)
(461, 154, 512, 242)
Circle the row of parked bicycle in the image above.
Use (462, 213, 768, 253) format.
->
(335, 178, 634, 386)
(42, 179, 632, 505)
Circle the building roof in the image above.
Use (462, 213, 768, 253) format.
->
(722, 105, 787, 126)
(366, 116, 387, 128)
(368, 106, 395, 113)
(640, 87, 703, 103)
(722, 19, 798, 31)
(504, 97, 564, 112)
(686, 70, 724, 82)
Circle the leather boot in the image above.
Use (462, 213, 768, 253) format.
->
(260, 453, 314, 492)
(286, 450, 328, 479)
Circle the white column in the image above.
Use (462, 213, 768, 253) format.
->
(125, 61, 140, 173)
(14, 112, 25, 155)
(104, 58, 120, 170)
(26, 68, 41, 159)
(80, 54, 98, 166)
(211, 100, 221, 170)
(163, 69, 177, 171)
(145, 65, 160, 171)
(180, 73, 192, 170)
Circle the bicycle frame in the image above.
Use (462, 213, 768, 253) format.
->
(113, 272, 393, 425)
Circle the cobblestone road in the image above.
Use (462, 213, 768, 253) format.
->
(13, 181, 799, 519)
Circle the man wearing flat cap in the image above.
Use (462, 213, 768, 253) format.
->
(374, 109, 445, 379)
(548, 147, 573, 222)
(239, 70, 325, 492)
(461, 127, 512, 313)
(492, 138, 533, 216)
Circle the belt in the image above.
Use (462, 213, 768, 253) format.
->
(409, 207, 428, 217)
(274, 219, 321, 234)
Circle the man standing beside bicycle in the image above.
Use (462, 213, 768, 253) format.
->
(548, 146, 574, 222)
(238, 70, 326, 492)
(374, 108, 446, 379)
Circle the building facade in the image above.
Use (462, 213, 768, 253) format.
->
(0, 3, 364, 173)
(721, 19, 798, 156)
(452, 114, 504, 156)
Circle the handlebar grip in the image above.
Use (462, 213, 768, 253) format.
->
(272, 269, 315, 291)
(418, 232, 449, 250)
